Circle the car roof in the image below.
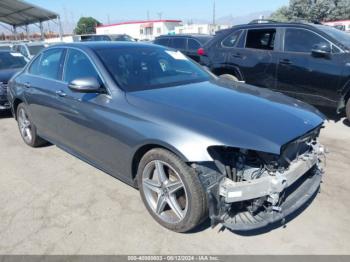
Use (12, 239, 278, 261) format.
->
(47, 41, 159, 51)
(228, 21, 326, 32)
(156, 34, 213, 39)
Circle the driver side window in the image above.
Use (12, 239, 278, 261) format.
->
(63, 49, 100, 83)
(284, 28, 330, 53)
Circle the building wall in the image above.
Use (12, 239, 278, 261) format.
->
(96, 20, 182, 40)
(174, 24, 230, 35)
(323, 20, 350, 32)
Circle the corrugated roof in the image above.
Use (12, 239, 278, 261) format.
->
(0, 0, 58, 27)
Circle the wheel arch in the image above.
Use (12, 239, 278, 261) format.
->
(131, 142, 190, 183)
(12, 98, 23, 119)
(211, 65, 244, 81)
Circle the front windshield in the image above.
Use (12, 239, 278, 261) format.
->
(316, 25, 350, 48)
(96, 46, 211, 92)
(28, 45, 46, 56)
(0, 52, 27, 70)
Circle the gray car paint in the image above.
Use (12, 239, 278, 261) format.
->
(8, 42, 325, 186)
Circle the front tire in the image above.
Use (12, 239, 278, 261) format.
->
(346, 99, 350, 123)
(17, 103, 47, 147)
(137, 148, 207, 233)
(219, 74, 239, 82)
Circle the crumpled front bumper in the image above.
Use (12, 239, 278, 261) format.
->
(207, 143, 325, 231)
(219, 145, 320, 204)
(222, 168, 322, 231)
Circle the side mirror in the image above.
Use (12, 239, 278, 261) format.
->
(68, 77, 102, 93)
(311, 43, 331, 58)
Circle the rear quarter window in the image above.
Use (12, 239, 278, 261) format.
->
(155, 38, 170, 47)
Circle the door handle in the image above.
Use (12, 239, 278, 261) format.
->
(232, 53, 242, 58)
(55, 90, 67, 97)
(24, 82, 31, 88)
(280, 59, 292, 65)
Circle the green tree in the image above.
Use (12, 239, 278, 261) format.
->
(74, 17, 102, 35)
(328, 0, 350, 21)
(270, 0, 350, 22)
(270, 6, 292, 22)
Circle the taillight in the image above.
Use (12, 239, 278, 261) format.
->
(197, 48, 205, 56)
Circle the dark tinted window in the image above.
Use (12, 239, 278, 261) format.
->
(111, 35, 135, 41)
(188, 39, 201, 50)
(29, 48, 64, 80)
(170, 38, 187, 49)
(222, 30, 242, 48)
(284, 28, 330, 53)
(246, 29, 276, 50)
(96, 46, 211, 92)
(28, 45, 46, 55)
(63, 49, 100, 83)
(316, 25, 350, 48)
(155, 38, 170, 47)
(0, 52, 27, 70)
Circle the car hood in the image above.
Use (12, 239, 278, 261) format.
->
(0, 68, 21, 83)
(126, 80, 325, 155)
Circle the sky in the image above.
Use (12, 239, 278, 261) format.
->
(1, 0, 289, 34)
(28, 0, 289, 24)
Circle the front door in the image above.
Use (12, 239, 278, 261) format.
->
(277, 28, 342, 107)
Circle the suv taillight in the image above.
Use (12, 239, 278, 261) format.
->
(197, 48, 205, 56)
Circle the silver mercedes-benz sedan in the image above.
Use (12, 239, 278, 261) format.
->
(7, 42, 326, 233)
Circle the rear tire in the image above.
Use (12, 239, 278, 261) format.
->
(346, 99, 350, 123)
(137, 148, 207, 233)
(219, 74, 239, 82)
(17, 103, 47, 147)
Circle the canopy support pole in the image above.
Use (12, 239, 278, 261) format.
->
(39, 21, 44, 40)
(58, 16, 63, 41)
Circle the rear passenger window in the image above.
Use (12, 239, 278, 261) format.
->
(188, 39, 201, 50)
(222, 31, 242, 48)
(245, 29, 276, 50)
(63, 49, 100, 83)
(29, 49, 64, 80)
(170, 38, 187, 49)
(284, 28, 330, 53)
(155, 38, 170, 47)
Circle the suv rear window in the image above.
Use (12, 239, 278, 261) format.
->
(245, 29, 276, 50)
(170, 38, 187, 49)
(155, 38, 170, 47)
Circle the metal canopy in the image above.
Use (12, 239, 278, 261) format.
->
(0, 0, 58, 27)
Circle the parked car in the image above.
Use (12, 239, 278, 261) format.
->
(8, 42, 326, 232)
(154, 34, 213, 62)
(0, 51, 28, 111)
(199, 21, 350, 121)
(0, 43, 13, 51)
(75, 34, 136, 42)
(12, 42, 49, 59)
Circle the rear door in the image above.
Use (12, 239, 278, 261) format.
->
(277, 27, 343, 107)
(187, 38, 202, 62)
(20, 48, 66, 141)
(227, 28, 280, 88)
(169, 37, 187, 54)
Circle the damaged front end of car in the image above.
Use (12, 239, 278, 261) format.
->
(192, 126, 326, 231)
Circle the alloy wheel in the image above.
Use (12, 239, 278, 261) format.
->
(18, 108, 33, 144)
(142, 160, 188, 224)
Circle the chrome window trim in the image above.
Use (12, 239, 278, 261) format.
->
(282, 27, 345, 54)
